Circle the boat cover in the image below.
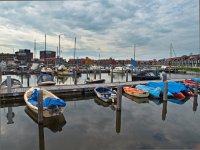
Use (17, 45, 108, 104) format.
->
(191, 78, 200, 82)
(135, 85, 161, 98)
(147, 82, 187, 94)
(28, 89, 66, 108)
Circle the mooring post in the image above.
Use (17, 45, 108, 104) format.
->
(193, 95, 198, 112)
(86, 68, 89, 79)
(21, 75, 23, 84)
(94, 69, 96, 79)
(117, 85, 122, 110)
(7, 76, 12, 93)
(162, 71, 167, 82)
(194, 81, 198, 97)
(0, 66, 2, 84)
(163, 81, 168, 101)
(27, 75, 30, 87)
(99, 68, 101, 79)
(38, 90, 43, 124)
(126, 70, 128, 82)
(111, 68, 113, 83)
(162, 101, 167, 121)
(74, 70, 77, 85)
(38, 124, 45, 150)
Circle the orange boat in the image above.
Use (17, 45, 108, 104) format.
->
(123, 86, 149, 98)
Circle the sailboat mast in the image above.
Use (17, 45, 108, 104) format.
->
(134, 44, 136, 61)
(45, 34, 46, 65)
(74, 37, 76, 65)
(34, 40, 36, 59)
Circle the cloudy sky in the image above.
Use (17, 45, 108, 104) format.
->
(0, 0, 198, 60)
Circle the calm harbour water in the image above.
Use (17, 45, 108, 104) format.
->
(1, 73, 200, 149)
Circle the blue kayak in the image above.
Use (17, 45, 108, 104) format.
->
(135, 85, 161, 98)
(147, 82, 187, 94)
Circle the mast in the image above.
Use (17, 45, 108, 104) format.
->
(34, 40, 36, 59)
(134, 44, 136, 61)
(74, 36, 76, 65)
(44, 34, 46, 65)
(58, 35, 60, 65)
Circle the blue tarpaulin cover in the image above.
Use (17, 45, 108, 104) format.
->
(147, 82, 187, 94)
(191, 78, 200, 82)
(28, 89, 66, 108)
(135, 85, 161, 98)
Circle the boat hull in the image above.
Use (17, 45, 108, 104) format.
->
(123, 86, 149, 98)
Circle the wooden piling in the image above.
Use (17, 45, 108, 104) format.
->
(194, 81, 198, 96)
(99, 68, 101, 79)
(126, 71, 128, 82)
(162, 101, 167, 121)
(27, 75, 30, 87)
(7, 76, 12, 93)
(162, 71, 167, 82)
(37, 90, 43, 124)
(0, 66, 2, 84)
(111, 68, 113, 83)
(193, 95, 198, 112)
(94, 69, 96, 79)
(163, 81, 168, 101)
(74, 70, 77, 85)
(86, 68, 89, 79)
(38, 124, 45, 150)
(116, 86, 122, 110)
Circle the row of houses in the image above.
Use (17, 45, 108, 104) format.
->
(0, 49, 200, 67)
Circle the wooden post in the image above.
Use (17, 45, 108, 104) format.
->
(111, 68, 113, 83)
(94, 69, 96, 79)
(7, 76, 12, 93)
(162, 71, 167, 82)
(86, 68, 89, 79)
(116, 110, 121, 134)
(163, 81, 168, 101)
(21, 75, 23, 84)
(38, 90, 43, 124)
(74, 70, 77, 85)
(117, 86, 122, 110)
(27, 75, 30, 87)
(99, 68, 101, 79)
(194, 81, 198, 96)
(0, 66, 2, 84)
(126, 71, 128, 82)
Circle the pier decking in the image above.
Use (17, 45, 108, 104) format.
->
(0, 79, 184, 99)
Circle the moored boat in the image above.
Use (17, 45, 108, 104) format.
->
(85, 78, 105, 84)
(37, 73, 56, 86)
(94, 86, 117, 102)
(24, 88, 66, 117)
(123, 86, 149, 98)
(132, 70, 160, 81)
(135, 84, 161, 98)
(0, 78, 22, 89)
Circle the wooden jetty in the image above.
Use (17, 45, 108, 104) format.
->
(0, 79, 184, 99)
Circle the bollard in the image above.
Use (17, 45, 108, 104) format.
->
(7, 76, 12, 93)
(162, 101, 167, 121)
(27, 75, 30, 87)
(38, 124, 45, 150)
(116, 86, 122, 110)
(99, 68, 101, 79)
(38, 90, 43, 124)
(86, 68, 89, 79)
(193, 95, 198, 112)
(162, 71, 167, 82)
(194, 81, 198, 96)
(111, 68, 113, 83)
(126, 71, 128, 82)
(74, 70, 77, 85)
(94, 69, 96, 79)
(116, 110, 121, 134)
(0, 66, 2, 84)
(163, 81, 168, 101)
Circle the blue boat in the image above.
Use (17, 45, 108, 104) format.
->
(147, 81, 187, 94)
(135, 84, 161, 98)
(94, 87, 117, 102)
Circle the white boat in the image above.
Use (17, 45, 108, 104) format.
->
(0, 78, 22, 89)
(111, 66, 126, 73)
(94, 87, 117, 102)
(24, 88, 66, 117)
(41, 67, 54, 75)
(37, 73, 56, 86)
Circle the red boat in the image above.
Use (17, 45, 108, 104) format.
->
(173, 92, 185, 100)
(183, 79, 200, 87)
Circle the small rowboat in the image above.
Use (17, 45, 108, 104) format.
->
(37, 73, 56, 86)
(0, 78, 22, 89)
(123, 86, 149, 98)
(94, 87, 117, 102)
(24, 88, 66, 117)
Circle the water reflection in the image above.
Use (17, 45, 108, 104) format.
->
(123, 93, 149, 104)
(25, 107, 66, 132)
(38, 124, 45, 150)
(193, 96, 198, 112)
(94, 97, 116, 111)
(162, 101, 167, 121)
(116, 110, 121, 134)
(6, 107, 15, 124)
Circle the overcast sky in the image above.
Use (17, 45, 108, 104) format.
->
(0, 0, 198, 60)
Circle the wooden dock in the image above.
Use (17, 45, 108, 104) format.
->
(0, 79, 184, 99)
